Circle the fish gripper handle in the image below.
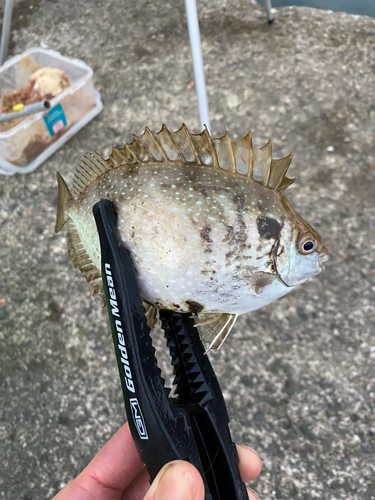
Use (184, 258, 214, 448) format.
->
(93, 199, 248, 500)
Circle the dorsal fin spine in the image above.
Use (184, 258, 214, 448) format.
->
(164, 126, 184, 161)
(225, 131, 236, 173)
(144, 127, 167, 161)
(134, 138, 156, 162)
(151, 129, 169, 161)
(111, 148, 129, 165)
(205, 126, 219, 168)
(126, 143, 143, 163)
(262, 139, 272, 187)
(246, 131, 254, 180)
(71, 125, 294, 197)
(182, 125, 201, 165)
(273, 152, 293, 191)
(277, 176, 296, 192)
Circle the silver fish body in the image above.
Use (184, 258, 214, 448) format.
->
(56, 126, 328, 350)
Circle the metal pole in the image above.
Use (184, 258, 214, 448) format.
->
(0, 0, 14, 66)
(185, 0, 211, 133)
(264, 0, 274, 23)
(0, 100, 51, 123)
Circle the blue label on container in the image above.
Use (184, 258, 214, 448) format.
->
(43, 104, 67, 137)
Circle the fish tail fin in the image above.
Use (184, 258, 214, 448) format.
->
(55, 172, 73, 233)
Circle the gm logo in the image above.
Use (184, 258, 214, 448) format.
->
(129, 398, 149, 440)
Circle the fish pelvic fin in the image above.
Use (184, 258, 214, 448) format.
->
(195, 313, 238, 352)
(143, 301, 158, 331)
(66, 222, 104, 302)
(55, 172, 73, 233)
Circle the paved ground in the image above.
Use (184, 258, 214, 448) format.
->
(1, 1, 375, 499)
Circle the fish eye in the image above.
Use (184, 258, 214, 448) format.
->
(299, 234, 317, 254)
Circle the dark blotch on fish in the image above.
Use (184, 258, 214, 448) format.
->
(200, 227, 212, 243)
(186, 300, 204, 313)
(258, 201, 264, 212)
(256, 216, 281, 240)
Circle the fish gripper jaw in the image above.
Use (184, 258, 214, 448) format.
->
(161, 311, 212, 405)
(93, 199, 249, 500)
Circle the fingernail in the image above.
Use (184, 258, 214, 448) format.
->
(247, 487, 260, 500)
(146, 462, 195, 500)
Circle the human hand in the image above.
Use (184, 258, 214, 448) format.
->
(53, 422, 262, 500)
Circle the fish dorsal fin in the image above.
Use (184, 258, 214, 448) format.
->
(72, 152, 113, 196)
(66, 222, 104, 300)
(73, 125, 295, 196)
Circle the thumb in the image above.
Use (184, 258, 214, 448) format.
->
(143, 460, 205, 500)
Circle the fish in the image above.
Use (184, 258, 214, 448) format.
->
(55, 125, 328, 352)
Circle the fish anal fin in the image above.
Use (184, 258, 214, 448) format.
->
(66, 222, 104, 301)
(55, 172, 73, 233)
(195, 313, 238, 352)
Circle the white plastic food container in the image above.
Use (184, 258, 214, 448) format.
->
(0, 48, 103, 175)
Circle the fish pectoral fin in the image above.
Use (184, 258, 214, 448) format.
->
(196, 313, 238, 353)
(143, 301, 158, 331)
(66, 222, 104, 302)
(194, 315, 221, 327)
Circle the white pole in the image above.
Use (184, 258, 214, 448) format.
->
(0, 0, 14, 66)
(185, 0, 211, 133)
(265, 0, 274, 23)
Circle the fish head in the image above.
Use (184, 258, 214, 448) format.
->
(274, 198, 329, 288)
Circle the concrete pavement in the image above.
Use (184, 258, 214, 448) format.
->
(0, 1, 374, 498)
